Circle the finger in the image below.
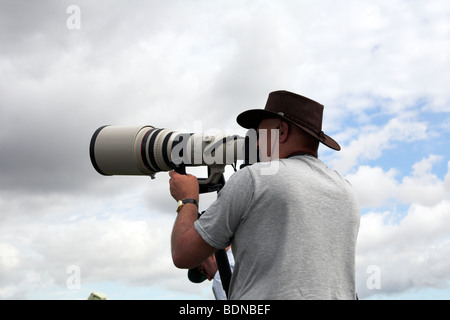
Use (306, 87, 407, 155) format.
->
(169, 170, 177, 178)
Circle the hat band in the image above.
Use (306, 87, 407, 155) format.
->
(282, 113, 324, 139)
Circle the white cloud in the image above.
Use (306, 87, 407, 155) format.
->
(1, 0, 450, 300)
(346, 166, 399, 208)
(356, 201, 450, 298)
(329, 118, 429, 174)
(0, 202, 212, 299)
(347, 155, 450, 208)
(400, 156, 450, 206)
(349, 155, 450, 298)
(0, 243, 20, 273)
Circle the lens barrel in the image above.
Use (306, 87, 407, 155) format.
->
(90, 125, 250, 177)
(90, 125, 150, 175)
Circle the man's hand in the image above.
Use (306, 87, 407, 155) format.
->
(197, 254, 218, 281)
(169, 170, 199, 202)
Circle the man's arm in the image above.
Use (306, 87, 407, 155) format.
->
(169, 170, 217, 269)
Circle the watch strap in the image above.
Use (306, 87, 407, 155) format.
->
(177, 198, 199, 213)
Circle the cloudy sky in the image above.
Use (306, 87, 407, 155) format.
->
(1, 0, 449, 299)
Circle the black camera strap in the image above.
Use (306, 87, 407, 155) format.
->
(204, 178, 232, 299)
(214, 248, 232, 298)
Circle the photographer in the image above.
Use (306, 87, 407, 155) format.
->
(169, 90, 360, 299)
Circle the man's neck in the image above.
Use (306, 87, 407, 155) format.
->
(280, 148, 318, 159)
(287, 151, 317, 158)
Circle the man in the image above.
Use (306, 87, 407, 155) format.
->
(169, 90, 360, 299)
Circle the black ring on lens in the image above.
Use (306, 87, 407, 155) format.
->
(90, 125, 111, 176)
(148, 128, 165, 172)
(161, 131, 174, 169)
(141, 128, 159, 172)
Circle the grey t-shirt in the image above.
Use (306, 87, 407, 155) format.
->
(194, 155, 360, 300)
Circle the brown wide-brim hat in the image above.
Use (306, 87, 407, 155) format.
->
(236, 90, 341, 151)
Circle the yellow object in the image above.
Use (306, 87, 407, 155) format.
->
(88, 292, 107, 300)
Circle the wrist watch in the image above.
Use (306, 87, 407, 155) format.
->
(176, 198, 199, 213)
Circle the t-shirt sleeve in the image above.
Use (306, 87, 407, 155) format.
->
(194, 167, 254, 249)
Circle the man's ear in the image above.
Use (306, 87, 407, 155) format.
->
(278, 121, 289, 143)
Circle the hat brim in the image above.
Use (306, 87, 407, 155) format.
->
(236, 109, 341, 151)
(237, 109, 284, 130)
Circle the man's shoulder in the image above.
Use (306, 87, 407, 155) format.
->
(233, 157, 338, 183)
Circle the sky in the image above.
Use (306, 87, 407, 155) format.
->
(0, 0, 450, 300)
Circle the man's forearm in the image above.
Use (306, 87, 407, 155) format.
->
(170, 203, 216, 269)
(168, 170, 216, 268)
(171, 203, 198, 249)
